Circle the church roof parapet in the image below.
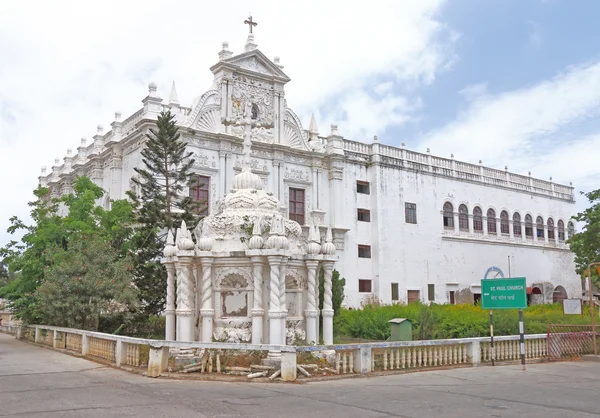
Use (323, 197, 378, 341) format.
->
(342, 139, 575, 202)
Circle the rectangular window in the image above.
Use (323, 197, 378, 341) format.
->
(359, 279, 372, 293)
(405, 203, 417, 224)
(357, 181, 370, 195)
(357, 208, 371, 222)
(449, 291, 456, 305)
(428, 284, 435, 302)
(407, 290, 420, 304)
(358, 245, 371, 258)
(473, 293, 482, 305)
(391, 283, 399, 301)
(190, 175, 210, 216)
(288, 188, 305, 225)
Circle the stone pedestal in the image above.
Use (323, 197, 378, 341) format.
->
(200, 309, 214, 342)
(322, 309, 334, 345)
(252, 308, 264, 344)
(305, 310, 319, 345)
(268, 310, 286, 359)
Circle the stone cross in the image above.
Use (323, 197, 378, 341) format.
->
(223, 101, 273, 173)
(244, 14, 257, 34)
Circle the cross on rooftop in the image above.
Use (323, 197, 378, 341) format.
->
(244, 14, 257, 34)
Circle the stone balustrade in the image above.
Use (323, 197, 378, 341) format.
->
(1, 325, 548, 382)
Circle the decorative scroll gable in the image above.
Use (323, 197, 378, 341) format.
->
(213, 50, 291, 83)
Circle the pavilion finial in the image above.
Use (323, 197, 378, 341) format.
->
(169, 81, 179, 105)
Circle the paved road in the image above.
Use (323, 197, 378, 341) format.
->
(1, 333, 600, 418)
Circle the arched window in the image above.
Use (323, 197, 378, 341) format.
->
(458, 204, 469, 231)
(553, 285, 567, 303)
(513, 212, 522, 237)
(500, 210, 509, 234)
(567, 221, 575, 239)
(525, 214, 533, 238)
(443, 202, 454, 229)
(547, 217, 555, 240)
(251, 103, 259, 120)
(536, 216, 544, 238)
(557, 220, 565, 241)
(487, 209, 497, 234)
(473, 207, 483, 232)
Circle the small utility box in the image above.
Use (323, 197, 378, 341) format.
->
(388, 318, 413, 341)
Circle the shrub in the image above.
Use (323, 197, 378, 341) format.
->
(334, 302, 594, 341)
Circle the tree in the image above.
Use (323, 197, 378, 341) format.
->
(36, 235, 138, 330)
(128, 110, 199, 315)
(0, 178, 135, 323)
(569, 189, 600, 289)
(131, 110, 198, 231)
(0, 186, 62, 323)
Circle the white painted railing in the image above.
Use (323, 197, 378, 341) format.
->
(0, 325, 547, 381)
(349, 141, 574, 202)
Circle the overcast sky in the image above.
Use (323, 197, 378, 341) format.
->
(1, 0, 599, 246)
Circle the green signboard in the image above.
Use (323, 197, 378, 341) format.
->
(481, 277, 527, 310)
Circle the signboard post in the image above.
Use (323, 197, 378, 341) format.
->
(481, 278, 528, 310)
(481, 277, 527, 369)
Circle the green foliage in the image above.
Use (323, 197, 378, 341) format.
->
(130, 110, 198, 231)
(128, 110, 200, 314)
(0, 178, 135, 324)
(36, 235, 138, 330)
(569, 189, 600, 288)
(334, 302, 595, 341)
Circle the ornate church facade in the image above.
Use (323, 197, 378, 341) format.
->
(39, 30, 582, 326)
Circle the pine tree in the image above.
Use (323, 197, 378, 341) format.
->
(129, 110, 199, 314)
(132, 110, 198, 230)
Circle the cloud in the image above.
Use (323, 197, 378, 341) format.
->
(458, 83, 488, 101)
(0, 0, 452, 246)
(421, 61, 600, 174)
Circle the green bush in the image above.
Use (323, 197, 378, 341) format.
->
(334, 302, 594, 341)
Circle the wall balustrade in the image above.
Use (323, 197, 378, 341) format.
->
(1, 325, 549, 382)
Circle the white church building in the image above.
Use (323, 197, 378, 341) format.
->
(39, 29, 582, 312)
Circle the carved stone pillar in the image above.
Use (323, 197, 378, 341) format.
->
(199, 257, 214, 343)
(305, 259, 320, 344)
(165, 262, 176, 341)
(279, 257, 288, 345)
(267, 255, 283, 347)
(250, 256, 265, 344)
(176, 255, 193, 342)
(322, 260, 335, 345)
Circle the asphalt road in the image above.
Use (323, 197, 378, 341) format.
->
(1, 333, 600, 417)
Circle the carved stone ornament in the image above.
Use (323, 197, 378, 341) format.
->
(192, 152, 218, 169)
(284, 167, 310, 182)
(214, 267, 252, 289)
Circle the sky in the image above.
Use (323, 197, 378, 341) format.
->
(1, 0, 600, 246)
